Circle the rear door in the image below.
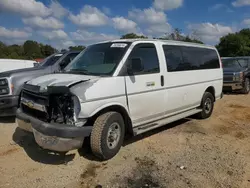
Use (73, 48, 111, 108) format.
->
(124, 43, 166, 126)
(162, 45, 187, 113)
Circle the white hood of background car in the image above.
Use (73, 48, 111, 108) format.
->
(27, 73, 98, 87)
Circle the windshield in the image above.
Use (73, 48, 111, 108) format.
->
(222, 58, 249, 69)
(39, 53, 64, 67)
(65, 42, 131, 76)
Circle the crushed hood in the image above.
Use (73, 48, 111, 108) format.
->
(27, 73, 98, 88)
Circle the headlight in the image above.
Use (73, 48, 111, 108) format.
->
(0, 79, 8, 86)
(233, 72, 243, 81)
(0, 88, 9, 95)
(72, 95, 81, 117)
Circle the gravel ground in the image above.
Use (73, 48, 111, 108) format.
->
(1, 94, 250, 188)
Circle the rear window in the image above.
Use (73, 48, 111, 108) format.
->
(163, 45, 220, 72)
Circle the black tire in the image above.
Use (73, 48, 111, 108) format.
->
(90, 112, 125, 160)
(197, 92, 214, 119)
(241, 78, 250, 94)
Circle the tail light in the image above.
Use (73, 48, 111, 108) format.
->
(220, 58, 223, 68)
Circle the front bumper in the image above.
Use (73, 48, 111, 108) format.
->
(16, 108, 92, 152)
(223, 82, 243, 91)
(0, 95, 19, 116)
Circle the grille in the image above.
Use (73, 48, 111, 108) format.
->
(21, 89, 49, 122)
(21, 104, 48, 122)
(22, 89, 49, 106)
(223, 75, 233, 82)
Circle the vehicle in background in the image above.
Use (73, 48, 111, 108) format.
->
(0, 50, 81, 116)
(0, 59, 36, 73)
(34, 58, 44, 63)
(16, 39, 223, 160)
(222, 57, 250, 94)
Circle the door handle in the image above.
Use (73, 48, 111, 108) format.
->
(161, 75, 164, 86)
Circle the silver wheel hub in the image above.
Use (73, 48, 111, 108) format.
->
(204, 98, 212, 114)
(107, 122, 121, 149)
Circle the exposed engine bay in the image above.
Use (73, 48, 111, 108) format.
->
(21, 84, 82, 127)
(49, 94, 80, 125)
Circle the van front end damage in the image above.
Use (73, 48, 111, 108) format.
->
(16, 83, 92, 152)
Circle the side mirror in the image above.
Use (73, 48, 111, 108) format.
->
(33, 62, 39, 67)
(127, 58, 144, 75)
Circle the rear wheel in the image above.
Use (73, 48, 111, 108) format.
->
(197, 92, 214, 119)
(90, 112, 125, 160)
(241, 78, 250, 94)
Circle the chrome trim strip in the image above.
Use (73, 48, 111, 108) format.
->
(21, 97, 47, 113)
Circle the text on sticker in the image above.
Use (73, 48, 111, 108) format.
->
(111, 43, 127, 48)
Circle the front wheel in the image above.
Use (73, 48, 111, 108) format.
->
(241, 78, 250, 94)
(90, 112, 125, 160)
(197, 92, 214, 119)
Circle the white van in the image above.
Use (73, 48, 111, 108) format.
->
(0, 59, 36, 72)
(16, 39, 223, 160)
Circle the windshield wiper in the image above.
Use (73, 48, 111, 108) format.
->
(68, 69, 91, 75)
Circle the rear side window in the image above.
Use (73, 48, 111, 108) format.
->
(127, 43, 160, 75)
(163, 45, 220, 72)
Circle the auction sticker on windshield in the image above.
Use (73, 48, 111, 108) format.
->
(111, 43, 127, 48)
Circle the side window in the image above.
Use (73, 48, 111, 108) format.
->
(181, 46, 200, 70)
(200, 49, 220, 69)
(163, 45, 220, 72)
(60, 53, 79, 69)
(127, 43, 160, 75)
(181, 46, 220, 70)
(163, 45, 184, 72)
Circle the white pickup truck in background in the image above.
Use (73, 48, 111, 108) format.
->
(0, 59, 36, 72)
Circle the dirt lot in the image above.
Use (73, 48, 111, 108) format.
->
(1, 94, 250, 188)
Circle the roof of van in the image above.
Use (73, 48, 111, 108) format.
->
(96, 38, 215, 49)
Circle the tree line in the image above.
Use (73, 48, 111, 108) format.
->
(0, 40, 86, 60)
(0, 28, 249, 60)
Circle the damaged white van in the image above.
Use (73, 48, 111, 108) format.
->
(16, 39, 223, 160)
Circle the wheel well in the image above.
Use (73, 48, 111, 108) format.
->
(89, 105, 133, 136)
(205, 86, 215, 101)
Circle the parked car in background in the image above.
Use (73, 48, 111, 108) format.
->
(16, 39, 223, 160)
(0, 50, 81, 116)
(222, 57, 250, 94)
(0, 59, 36, 73)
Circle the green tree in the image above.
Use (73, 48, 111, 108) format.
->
(183, 36, 203, 44)
(8, 44, 24, 58)
(216, 30, 250, 57)
(69, 45, 86, 51)
(0, 41, 8, 58)
(156, 28, 203, 44)
(61, 49, 67, 53)
(23, 40, 43, 59)
(121, 33, 148, 39)
(40, 44, 56, 57)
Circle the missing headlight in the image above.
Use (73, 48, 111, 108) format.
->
(49, 94, 82, 126)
